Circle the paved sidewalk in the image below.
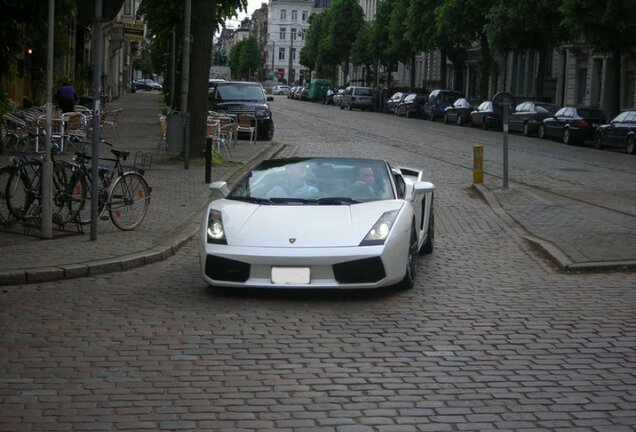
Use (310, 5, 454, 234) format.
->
(0, 92, 283, 285)
(475, 181, 636, 272)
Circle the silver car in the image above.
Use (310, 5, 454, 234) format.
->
(340, 86, 375, 111)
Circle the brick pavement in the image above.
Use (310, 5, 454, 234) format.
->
(0, 92, 283, 285)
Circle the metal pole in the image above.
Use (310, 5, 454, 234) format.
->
(502, 103, 509, 190)
(41, 0, 54, 239)
(170, 30, 176, 109)
(288, 32, 293, 85)
(181, 0, 191, 170)
(271, 41, 275, 75)
(90, 0, 103, 240)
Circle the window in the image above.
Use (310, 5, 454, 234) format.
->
(291, 28, 297, 41)
(555, 108, 568, 117)
(124, 0, 131, 15)
(280, 9, 286, 19)
(279, 47, 286, 60)
(279, 27, 286, 40)
(291, 10, 298, 20)
(302, 10, 308, 20)
(291, 48, 296, 60)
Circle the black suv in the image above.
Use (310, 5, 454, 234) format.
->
(209, 81, 274, 141)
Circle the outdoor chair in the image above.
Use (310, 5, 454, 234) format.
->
(101, 107, 123, 137)
(237, 114, 257, 144)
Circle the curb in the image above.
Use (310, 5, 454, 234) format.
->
(0, 142, 286, 286)
(473, 183, 636, 273)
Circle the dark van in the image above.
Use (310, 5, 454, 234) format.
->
(424, 89, 463, 121)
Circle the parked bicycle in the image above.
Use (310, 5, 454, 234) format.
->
(69, 140, 151, 231)
(3, 140, 84, 228)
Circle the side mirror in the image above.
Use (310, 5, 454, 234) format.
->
(414, 181, 435, 193)
(209, 181, 229, 197)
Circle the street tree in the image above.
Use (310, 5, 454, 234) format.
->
(322, 0, 364, 84)
(435, 0, 495, 98)
(560, 0, 636, 116)
(387, 0, 418, 90)
(370, 0, 396, 88)
(300, 12, 333, 81)
(405, 0, 461, 90)
(488, 0, 568, 101)
(350, 21, 374, 85)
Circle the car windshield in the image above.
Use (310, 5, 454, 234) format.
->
(215, 84, 266, 103)
(228, 158, 395, 204)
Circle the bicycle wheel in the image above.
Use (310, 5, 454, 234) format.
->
(52, 162, 88, 226)
(0, 166, 14, 226)
(108, 172, 151, 231)
(6, 160, 42, 221)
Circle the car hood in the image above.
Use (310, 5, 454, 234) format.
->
(212, 200, 403, 247)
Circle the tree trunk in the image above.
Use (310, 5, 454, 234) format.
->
(188, 0, 215, 156)
(479, 33, 490, 100)
(440, 48, 447, 88)
(535, 44, 546, 102)
(410, 53, 416, 91)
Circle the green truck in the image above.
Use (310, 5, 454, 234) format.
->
(308, 78, 333, 102)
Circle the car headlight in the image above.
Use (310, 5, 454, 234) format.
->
(207, 209, 227, 244)
(254, 107, 270, 119)
(360, 209, 399, 246)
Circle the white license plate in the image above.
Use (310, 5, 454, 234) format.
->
(271, 267, 310, 285)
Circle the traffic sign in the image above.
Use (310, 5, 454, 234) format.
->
(492, 91, 516, 117)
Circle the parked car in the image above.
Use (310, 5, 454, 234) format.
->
(132, 78, 162, 91)
(594, 110, 636, 154)
(333, 89, 347, 106)
(509, 101, 560, 136)
(293, 86, 305, 100)
(323, 89, 336, 105)
(209, 80, 274, 141)
(396, 93, 428, 118)
(539, 106, 607, 145)
(272, 85, 290, 95)
(308, 78, 333, 102)
(443, 98, 474, 125)
(424, 89, 463, 121)
(340, 86, 375, 111)
(470, 101, 501, 130)
(287, 86, 297, 99)
(386, 92, 406, 114)
(199, 157, 435, 289)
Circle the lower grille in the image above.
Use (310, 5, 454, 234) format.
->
(206, 255, 250, 282)
(333, 257, 386, 284)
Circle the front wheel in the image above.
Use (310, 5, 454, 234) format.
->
(522, 122, 530, 136)
(457, 115, 463, 126)
(627, 136, 636, 155)
(563, 128, 573, 145)
(538, 124, 546, 139)
(108, 172, 151, 231)
(595, 134, 604, 150)
(397, 224, 418, 290)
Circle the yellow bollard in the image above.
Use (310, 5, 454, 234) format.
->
(473, 145, 484, 184)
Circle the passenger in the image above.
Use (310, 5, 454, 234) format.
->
(350, 165, 376, 199)
(266, 163, 319, 199)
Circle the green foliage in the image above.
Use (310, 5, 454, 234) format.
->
(405, 0, 442, 51)
(560, 0, 636, 54)
(238, 36, 260, 80)
(387, 0, 415, 62)
(322, 0, 365, 69)
(488, 0, 568, 53)
(350, 21, 373, 68)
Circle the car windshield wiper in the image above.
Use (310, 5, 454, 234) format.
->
(317, 197, 361, 205)
(269, 197, 318, 205)
(228, 196, 273, 205)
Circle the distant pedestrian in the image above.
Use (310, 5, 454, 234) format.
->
(55, 80, 79, 113)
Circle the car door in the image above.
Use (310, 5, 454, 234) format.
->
(548, 107, 569, 139)
(606, 112, 628, 147)
(509, 103, 527, 132)
(616, 111, 636, 146)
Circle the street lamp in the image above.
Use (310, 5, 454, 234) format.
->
(288, 27, 304, 85)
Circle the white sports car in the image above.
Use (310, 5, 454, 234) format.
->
(200, 157, 435, 289)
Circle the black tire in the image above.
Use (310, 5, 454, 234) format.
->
(340, 105, 344, 110)
(108, 172, 151, 231)
(52, 162, 87, 226)
(457, 115, 463, 126)
(397, 224, 418, 290)
(258, 122, 274, 141)
(420, 196, 434, 255)
(563, 127, 572, 145)
(522, 122, 530, 136)
(627, 136, 636, 155)
(538, 124, 546, 139)
(443, 114, 449, 124)
(0, 166, 14, 226)
(348, 104, 352, 111)
(594, 134, 604, 150)
(6, 160, 41, 221)
(406, 109, 411, 118)
(482, 119, 488, 130)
